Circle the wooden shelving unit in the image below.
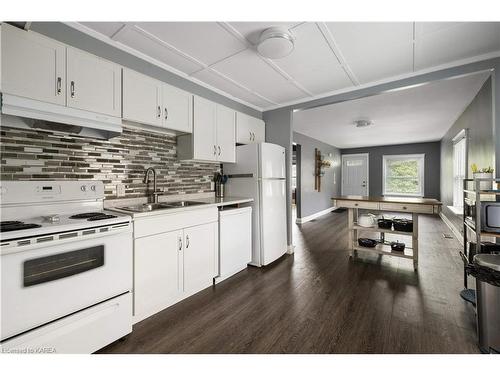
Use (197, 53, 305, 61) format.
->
(348, 210, 418, 270)
(462, 177, 500, 289)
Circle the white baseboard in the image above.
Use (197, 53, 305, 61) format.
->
(296, 206, 337, 224)
(439, 212, 463, 245)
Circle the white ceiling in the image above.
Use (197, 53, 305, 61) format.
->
(72, 22, 500, 111)
(293, 71, 490, 149)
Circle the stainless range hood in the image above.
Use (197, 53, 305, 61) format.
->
(0, 94, 123, 139)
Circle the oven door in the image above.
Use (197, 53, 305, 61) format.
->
(1, 229, 132, 341)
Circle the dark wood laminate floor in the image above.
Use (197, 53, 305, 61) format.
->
(98, 211, 479, 354)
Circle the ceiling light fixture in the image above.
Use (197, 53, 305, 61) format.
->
(257, 27, 295, 59)
(354, 119, 373, 128)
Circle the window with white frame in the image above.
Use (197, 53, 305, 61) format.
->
(383, 154, 425, 197)
(452, 130, 467, 211)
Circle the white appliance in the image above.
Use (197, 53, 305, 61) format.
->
(224, 142, 287, 266)
(217, 206, 252, 282)
(1, 94, 123, 139)
(0, 181, 133, 354)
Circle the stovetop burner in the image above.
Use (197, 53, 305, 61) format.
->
(69, 212, 118, 221)
(0, 221, 42, 233)
(87, 214, 118, 221)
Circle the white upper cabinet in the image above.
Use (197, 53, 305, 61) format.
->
(192, 96, 217, 161)
(216, 105, 236, 163)
(1, 24, 66, 106)
(122, 68, 193, 133)
(236, 112, 265, 144)
(66, 47, 121, 117)
(122, 68, 163, 127)
(177, 96, 236, 163)
(163, 83, 193, 133)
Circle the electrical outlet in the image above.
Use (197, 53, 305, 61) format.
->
(117, 184, 126, 197)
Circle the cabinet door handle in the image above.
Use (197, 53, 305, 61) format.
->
(164, 107, 168, 120)
(186, 235, 190, 248)
(249, 131, 252, 142)
(252, 132, 255, 141)
(178, 237, 182, 251)
(70, 81, 75, 98)
(213, 145, 217, 156)
(218, 146, 221, 156)
(157, 106, 161, 118)
(56, 77, 62, 95)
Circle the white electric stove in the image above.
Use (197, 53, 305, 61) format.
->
(0, 181, 133, 354)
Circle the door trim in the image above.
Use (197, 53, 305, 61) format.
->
(341, 153, 369, 196)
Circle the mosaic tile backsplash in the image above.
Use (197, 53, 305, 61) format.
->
(0, 125, 219, 199)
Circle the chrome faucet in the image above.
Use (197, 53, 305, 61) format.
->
(144, 167, 160, 203)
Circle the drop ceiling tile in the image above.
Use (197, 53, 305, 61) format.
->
(415, 22, 500, 70)
(80, 22, 125, 37)
(211, 49, 308, 104)
(414, 22, 464, 38)
(326, 22, 414, 84)
(229, 22, 303, 45)
(114, 26, 203, 75)
(192, 69, 275, 108)
(135, 22, 247, 65)
(272, 23, 353, 94)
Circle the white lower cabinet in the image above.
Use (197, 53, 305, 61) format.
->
(134, 230, 183, 321)
(132, 208, 218, 323)
(183, 223, 218, 294)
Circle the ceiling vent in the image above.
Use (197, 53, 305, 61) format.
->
(257, 27, 295, 59)
(354, 119, 373, 128)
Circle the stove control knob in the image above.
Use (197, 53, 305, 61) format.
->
(90, 185, 96, 191)
(81, 185, 87, 192)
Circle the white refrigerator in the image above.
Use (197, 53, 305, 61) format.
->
(223, 142, 287, 267)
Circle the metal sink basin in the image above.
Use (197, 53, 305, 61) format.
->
(118, 201, 205, 213)
(164, 200, 205, 208)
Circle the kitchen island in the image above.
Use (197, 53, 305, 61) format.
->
(332, 195, 442, 270)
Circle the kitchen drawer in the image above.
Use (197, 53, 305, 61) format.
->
(336, 200, 380, 210)
(379, 202, 434, 214)
(134, 207, 218, 238)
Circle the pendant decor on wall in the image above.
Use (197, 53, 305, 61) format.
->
(314, 148, 331, 192)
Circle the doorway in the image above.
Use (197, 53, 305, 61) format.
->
(292, 143, 302, 221)
(341, 153, 369, 196)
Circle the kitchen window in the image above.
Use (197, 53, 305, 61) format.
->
(383, 154, 425, 197)
(451, 130, 468, 214)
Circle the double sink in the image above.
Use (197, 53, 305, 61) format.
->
(118, 200, 206, 213)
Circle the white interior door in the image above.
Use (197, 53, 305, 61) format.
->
(341, 154, 369, 196)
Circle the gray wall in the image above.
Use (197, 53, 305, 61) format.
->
(293, 132, 341, 218)
(440, 77, 494, 234)
(341, 142, 441, 199)
(264, 108, 293, 247)
(29, 22, 261, 119)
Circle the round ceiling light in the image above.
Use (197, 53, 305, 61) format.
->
(257, 27, 295, 59)
(354, 119, 373, 128)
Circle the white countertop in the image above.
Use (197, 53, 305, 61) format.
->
(107, 196, 253, 218)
